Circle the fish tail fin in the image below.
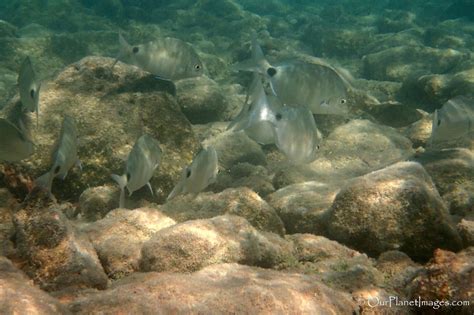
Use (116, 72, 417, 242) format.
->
(166, 181, 183, 201)
(112, 32, 129, 69)
(35, 171, 54, 196)
(233, 31, 270, 73)
(111, 174, 127, 208)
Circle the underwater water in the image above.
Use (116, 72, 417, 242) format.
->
(0, 0, 473, 314)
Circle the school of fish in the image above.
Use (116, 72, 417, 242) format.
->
(0, 32, 473, 207)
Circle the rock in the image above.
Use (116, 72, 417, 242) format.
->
(401, 111, 433, 148)
(266, 181, 339, 234)
(415, 148, 474, 217)
(4, 56, 200, 203)
(0, 256, 69, 314)
(203, 129, 267, 170)
(0, 200, 15, 257)
(286, 234, 386, 293)
(301, 24, 374, 58)
(78, 185, 120, 221)
(81, 208, 175, 279)
(13, 206, 108, 291)
(458, 219, 474, 247)
(269, 119, 414, 188)
(325, 161, 463, 261)
(68, 263, 357, 314)
(375, 10, 417, 33)
(400, 68, 474, 109)
(363, 45, 469, 82)
(161, 187, 285, 235)
(408, 248, 474, 314)
(140, 215, 291, 272)
(175, 76, 228, 124)
(376, 250, 422, 291)
(211, 162, 275, 197)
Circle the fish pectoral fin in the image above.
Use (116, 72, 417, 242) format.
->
(147, 182, 154, 196)
(155, 75, 172, 82)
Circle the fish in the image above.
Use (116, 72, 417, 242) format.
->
(114, 33, 204, 81)
(228, 73, 280, 145)
(18, 57, 41, 125)
(272, 105, 323, 164)
(430, 95, 474, 146)
(111, 134, 162, 208)
(167, 146, 218, 201)
(234, 32, 351, 115)
(0, 118, 35, 162)
(35, 115, 81, 197)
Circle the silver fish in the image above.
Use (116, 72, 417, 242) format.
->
(167, 146, 218, 201)
(430, 95, 474, 146)
(114, 33, 204, 81)
(272, 106, 323, 164)
(0, 118, 35, 162)
(111, 134, 162, 208)
(228, 73, 280, 145)
(18, 57, 41, 124)
(234, 32, 351, 115)
(36, 115, 81, 197)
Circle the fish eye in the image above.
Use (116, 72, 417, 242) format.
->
(340, 99, 347, 104)
(30, 89, 35, 99)
(267, 67, 277, 77)
(186, 169, 192, 178)
(437, 119, 441, 126)
(275, 113, 282, 121)
(194, 64, 201, 70)
(126, 172, 131, 181)
(316, 145, 320, 149)
(132, 47, 139, 54)
(54, 166, 61, 174)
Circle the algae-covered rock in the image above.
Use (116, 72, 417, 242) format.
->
(140, 215, 291, 272)
(7, 56, 200, 203)
(161, 187, 285, 235)
(81, 208, 176, 279)
(325, 161, 463, 261)
(78, 185, 120, 221)
(211, 162, 275, 197)
(408, 248, 474, 314)
(175, 76, 228, 124)
(266, 181, 339, 234)
(270, 119, 414, 188)
(13, 205, 108, 291)
(68, 263, 357, 314)
(363, 45, 469, 82)
(203, 129, 267, 170)
(415, 148, 474, 217)
(0, 256, 69, 314)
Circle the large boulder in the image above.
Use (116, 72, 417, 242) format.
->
(175, 76, 228, 124)
(5, 56, 201, 203)
(13, 201, 108, 291)
(140, 215, 292, 273)
(0, 256, 69, 314)
(269, 119, 414, 188)
(81, 208, 176, 279)
(266, 181, 339, 234)
(325, 161, 463, 261)
(161, 187, 285, 235)
(68, 263, 357, 314)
